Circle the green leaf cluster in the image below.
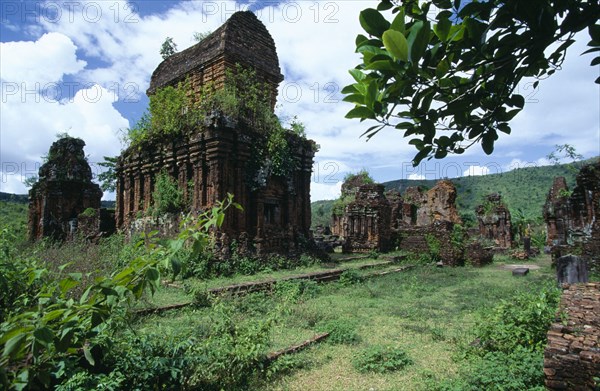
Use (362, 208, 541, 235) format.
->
(0, 195, 238, 389)
(345, 0, 600, 165)
(150, 170, 184, 216)
(471, 284, 560, 354)
(352, 345, 413, 373)
(127, 79, 200, 148)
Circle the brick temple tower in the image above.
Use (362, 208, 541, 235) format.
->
(115, 11, 315, 255)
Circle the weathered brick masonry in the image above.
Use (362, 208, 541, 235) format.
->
(544, 283, 600, 390)
(115, 11, 315, 255)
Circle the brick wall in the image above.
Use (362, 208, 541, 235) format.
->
(544, 283, 600, 390)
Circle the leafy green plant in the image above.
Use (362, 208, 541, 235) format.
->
(185, 300, 274, 390)
(0, 195, 237, 389)
(331, 170, 375, 216)
(316, 319, 361, 345)
(193, 288, 213, 308)
(331, 194, 354, 216)
(430, 347, 545, 391)
(406, 251, 432, 265)
(79, 207, 96, 218)
(425, 234, 441, 262)
(558, 188, 573, 198)
(97, 156, 118, 192)
(450, 224, 466, 251)
(151, 170, 184, 216)
(353, 345, 413, 373)
(339, 269, 363, 286)
(160, 36, 177, 59)
(274, 280, 305, 304)
(472, 285, 560, 354)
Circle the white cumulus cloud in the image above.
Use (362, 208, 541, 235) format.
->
(408, 173, 426, 180)
(463, 165, 490, 177)
(0, 32, 86, 86)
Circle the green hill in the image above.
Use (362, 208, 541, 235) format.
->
(311, 159, 599, 228)
(0, 192, 28, 203)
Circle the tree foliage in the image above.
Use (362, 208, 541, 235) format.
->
(192, 31, 212, 43)
(344, 0, 600, 165)
(97, 156, 118, 192)
(160, 37, 178, 59)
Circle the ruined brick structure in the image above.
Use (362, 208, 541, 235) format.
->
(330, 173, 374, 236)
(543, 160, 600, 274)
(475, 193, 513, 248)
(544, 283, 600, 390)
(544, 176, 571, 246)
(147, 11, 282, 109)
(543, 160, 600, 255)
(329, 178, 463, 262)
(341, 184, 391, 253)
(28, 137, 102, 241)
(115, 11, 315, 256)
(406, 180, 462, 226)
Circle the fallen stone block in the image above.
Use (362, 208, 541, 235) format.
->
(512, 267, 529, 276)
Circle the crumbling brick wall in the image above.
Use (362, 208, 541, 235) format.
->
(397, 222, 463, 266)
(475, 193, 513, 248)
(329, 179, 463, 261)
(544, 160, 600, 274)
(544, 283, 600, 390)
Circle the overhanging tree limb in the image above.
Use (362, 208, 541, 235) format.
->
(344, 0, 600, 165)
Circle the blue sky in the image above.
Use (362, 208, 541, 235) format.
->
(1, 1, 599, 201)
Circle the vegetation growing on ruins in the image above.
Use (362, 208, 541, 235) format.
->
(127, 65, 292, 150)
(150, 170, 185, 216)
(125, 65, 315, 194)
(331, 169, 375, 216)
(344, 0, 599, 164)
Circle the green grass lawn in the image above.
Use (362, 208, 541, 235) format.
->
(132, 253, 555, 390)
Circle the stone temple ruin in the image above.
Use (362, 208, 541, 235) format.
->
(475, 193, 513, 248)
(114, 11, 315, 256)
(543, 159, 600, 274)
(541, 160, 600, 389)
(28, 137, 112, 241)
(324, 178, 465, 265)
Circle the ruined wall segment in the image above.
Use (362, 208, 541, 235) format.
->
(329, 179, 463, 260)
(28, 137, 102, 241)
(414, 180, 461, 226)
(544, 283, 600, 390)
(475, 193, 513, 248)
(341, 184, 391, 253)
(543, 176, 570, 246)
(543, 159, 600, 273)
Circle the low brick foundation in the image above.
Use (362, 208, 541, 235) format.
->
(544, 283, 600, 390)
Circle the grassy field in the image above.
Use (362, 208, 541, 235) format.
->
(131, 253, 555, 390)
(0, 197, 560, 389)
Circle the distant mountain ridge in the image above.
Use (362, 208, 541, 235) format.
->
(0, 192, 28, 203)
(0, 192, 116, 209)
(311, 159, 598, 228)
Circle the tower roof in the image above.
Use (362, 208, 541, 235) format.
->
(147, 11, 282, 94)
